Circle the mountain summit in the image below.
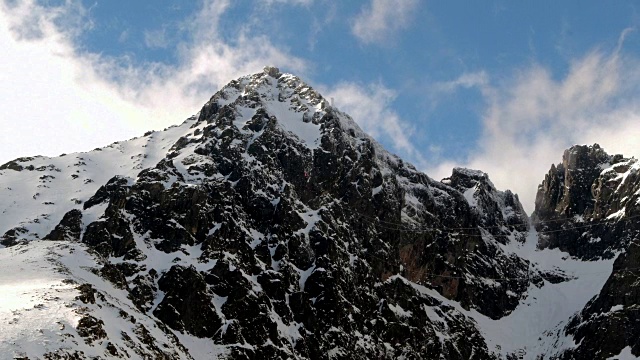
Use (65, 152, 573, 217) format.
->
(0, 68, 638, 359)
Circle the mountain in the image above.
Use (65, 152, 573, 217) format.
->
(0, 67, 638, 359)
(532, 144, 640, 358)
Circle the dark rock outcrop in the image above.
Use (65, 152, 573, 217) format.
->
(154, 265, 222, 338)
(533, 144, 638, 260)
(44, 209, 83, 241)
(1, 226, 28, 246)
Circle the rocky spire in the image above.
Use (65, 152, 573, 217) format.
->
(533, 143, 638, 258)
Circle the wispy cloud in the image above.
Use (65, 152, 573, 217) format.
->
(308, 2, 337, 51)
(323, 82, 426, 167)
(432, 71, 490, 93)
(0, 0, 307, 164)
(143, 28, 168, 49)
(351, 0, 418, 45)
(258, 0, 314, 6)
(428, 29, 640, 213)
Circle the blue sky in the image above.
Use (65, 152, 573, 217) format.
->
(2, 0, 640, 211)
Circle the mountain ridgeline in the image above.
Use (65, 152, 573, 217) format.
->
(0, 67, 639, 359)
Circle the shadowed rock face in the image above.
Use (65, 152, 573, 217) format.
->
(533, 144, 639, 260)
(44, 209, 83, 241)
(534, 144, 611, 220)
(153, 265, 223, 338)
(445, 167, 529, 240)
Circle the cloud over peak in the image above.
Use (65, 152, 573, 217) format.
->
(0, 0, 307, 164)
(428, 40, 640, 213)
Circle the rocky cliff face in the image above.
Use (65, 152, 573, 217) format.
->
(533, 144, 638, 259)
(1, 69, 640, 359)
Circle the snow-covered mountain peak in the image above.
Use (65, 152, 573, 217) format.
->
(5, 70, 640, 359)
(194, 67, 331, 151)
(212, 66, 327, 108)
(0, 68, 394, 245)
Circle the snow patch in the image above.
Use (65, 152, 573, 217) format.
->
(388, 303, 412, 318)
(607, 346, 639, 360)
(463, 186, 478, 208)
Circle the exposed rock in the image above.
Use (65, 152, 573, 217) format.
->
(532, 143, 640, 358)
(153, 265, 223, 338)
(0, 157, 37, 171)
(444, 167, 529, 241)
(533, 144, 639, 259)
(44, 209, 82, 241)
(76, 283, 96, 304)
(83, 175, 131, 210)
(535, 144, 611, 219)
(561, 241, 640, 359)
(1, 226, 28, 247)
(76, 315, 107, 344)
(82, 216, 135, 258)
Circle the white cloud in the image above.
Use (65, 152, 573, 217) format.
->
(0, 0, 307, 165)
(351, 0, 418, 45)
(433, 71, 490, 93)
(323, 82, 426, 167)
(428, 34, 640, 213)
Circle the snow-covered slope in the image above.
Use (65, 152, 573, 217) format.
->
(0, 117, 201, 244)
(0, 239, 238, 359)
(1, 68, 639, 359)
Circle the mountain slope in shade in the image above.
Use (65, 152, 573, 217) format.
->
(1, 68, 639, 359)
